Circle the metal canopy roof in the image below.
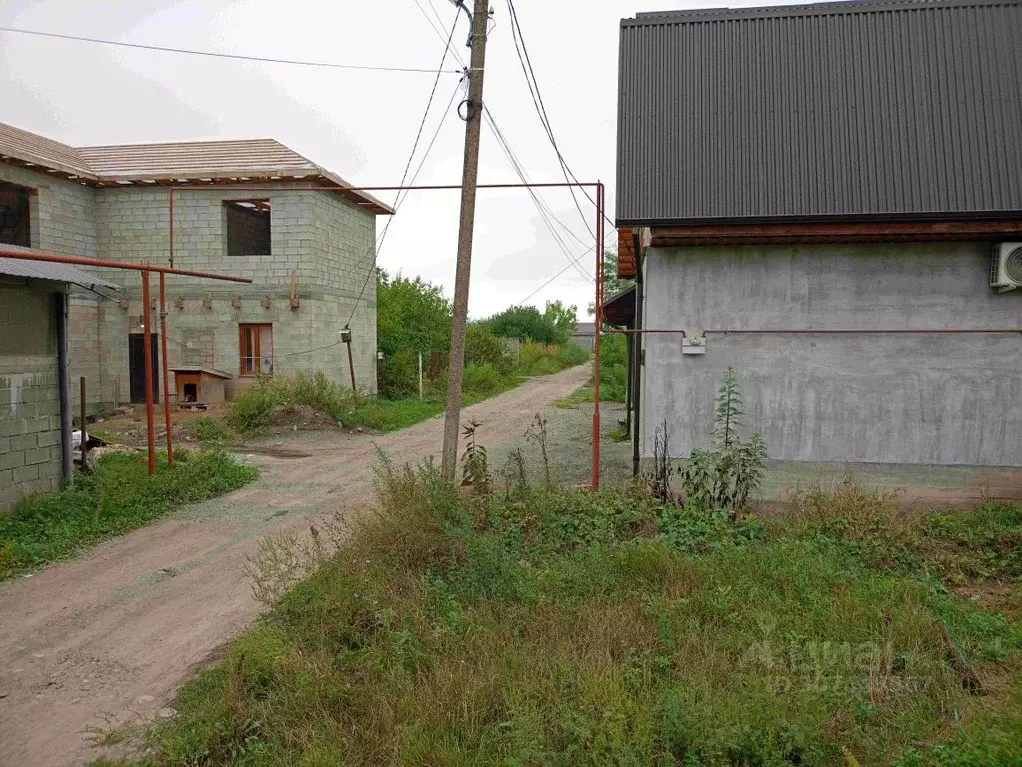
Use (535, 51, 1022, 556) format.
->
(0, 122, 392, 214)
(617, 0, 1022, 226)
(0, 256, 119, 291)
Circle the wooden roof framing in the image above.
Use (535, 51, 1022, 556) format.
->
(0, 122, 392, 214)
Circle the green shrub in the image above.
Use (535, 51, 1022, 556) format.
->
(462, 363, 505, 397)
(483, 300, 577, 345)
(517, 340, 590, 376)
(145, 460, 1022, 766)
(377, 270, 451, 399)
(228, 371, 354, 432)
(227, 376, 278, 432)
(598, 332, 628, 402)
(646, 367, 768, 515)
(465, 323, 514, 373)
(193, 417, 233, 445)
(378, 349, 420, 400)
(558, 343, 590, 368)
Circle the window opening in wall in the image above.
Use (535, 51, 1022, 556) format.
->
(0, 180, 32, 248)
(225, 199, 271, 256)
(239, 323, 273, 375)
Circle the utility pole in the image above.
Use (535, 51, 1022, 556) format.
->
(441, 0, 490, 481)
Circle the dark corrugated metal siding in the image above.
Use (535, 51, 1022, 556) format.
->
(617, 0, 1022, 225)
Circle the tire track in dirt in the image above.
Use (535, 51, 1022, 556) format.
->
(0, 365, 591, 767)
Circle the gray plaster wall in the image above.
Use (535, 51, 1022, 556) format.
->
(642, 243, 1022, 466)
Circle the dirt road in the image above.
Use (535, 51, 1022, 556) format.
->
(0, 366, 591, 767)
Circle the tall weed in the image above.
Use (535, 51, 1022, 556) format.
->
(146, 458, 1022, 766)
(229, 371, 354, 432)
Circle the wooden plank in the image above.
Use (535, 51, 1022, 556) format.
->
(649, 220, 1022, 246)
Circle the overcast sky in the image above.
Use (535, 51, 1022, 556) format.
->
(1, 0, 794, 319)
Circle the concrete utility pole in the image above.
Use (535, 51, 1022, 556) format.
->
(441, 0, 490, 481)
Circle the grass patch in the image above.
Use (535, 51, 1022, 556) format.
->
(339, 376, 526, 434)
(138, 466, 1022, 766)
(517, 340, 589, 377)
(553, 335, 628, 409)
(0, 450, 257, 580)
(780, 478, 1022, 588)
(554, 384, 594, 409)
(608, 423, 631, 442)
(193, 417, 233, 445)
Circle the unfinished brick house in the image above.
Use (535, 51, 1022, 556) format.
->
(0, 121, 391, 418)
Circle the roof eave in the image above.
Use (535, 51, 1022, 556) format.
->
(617, 210, 1022, 228)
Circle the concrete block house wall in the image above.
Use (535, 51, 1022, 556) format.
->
(0, 286, 63, 506)
(94, 187, 379, 397)
(0, 123, 389, 442)
(0, 163, 108, 416)
(617, 0, 1022, 475)
(641, 244, 1022, 466)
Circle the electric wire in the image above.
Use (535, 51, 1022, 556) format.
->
(483, 108, 594, 284)
(504, 0, 616, 235)
(0, 25, 464, 74)
(343, 7, 464, 327)
(415, 0, 603, 301)
(414, 0, 607, 266)
(515, 256, 590, 307)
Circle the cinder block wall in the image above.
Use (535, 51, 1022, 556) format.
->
(95, 186, 379, 396)
(0, 288, 63, 510)
(0, 165, 107, 418)
(308, 191, 378, 393)
(642, 243, 1022, 466)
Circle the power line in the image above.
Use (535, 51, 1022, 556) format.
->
(345, 76, 463, 326)
(0, 25, 464, 74)
(414, 0, 606, 268)
(516, 247, 596, 307)
(483, 108, 594, 284)
(344, 8, 464, 326)
(485, 107, 593, 252)
(504, 1, 616, 235)
(414, 0, 469, 68)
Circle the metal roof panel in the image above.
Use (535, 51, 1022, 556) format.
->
(617, 0, 1022, 225)
(0, 256, 119, 291)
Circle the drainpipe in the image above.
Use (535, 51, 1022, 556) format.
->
(631, 231, 644, 479)
(55, 289, 73, 485)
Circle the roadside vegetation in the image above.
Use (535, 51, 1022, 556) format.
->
(199, 272, 591, 439)
(555, 332, 629, 408)
(124, 370, 1021, 765)
(131, 462, 1021, 765)
(0, 450, 257, 580)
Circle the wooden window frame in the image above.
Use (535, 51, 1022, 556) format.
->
(239, 323, 273, 377)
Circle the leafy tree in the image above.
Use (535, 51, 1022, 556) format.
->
(542, 300, 578, 346)
(588, 249, 635, 316)
(465, 323, 514, 374)
(485, 301, 578, 345)
(485, 305, 550, 343)
(376, 270, 452, 398)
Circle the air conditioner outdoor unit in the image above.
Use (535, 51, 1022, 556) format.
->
(990, 242, 1022, 292)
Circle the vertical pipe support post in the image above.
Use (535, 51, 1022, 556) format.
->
(159, 272, 174, 468)
(141, 270, 156, 476)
